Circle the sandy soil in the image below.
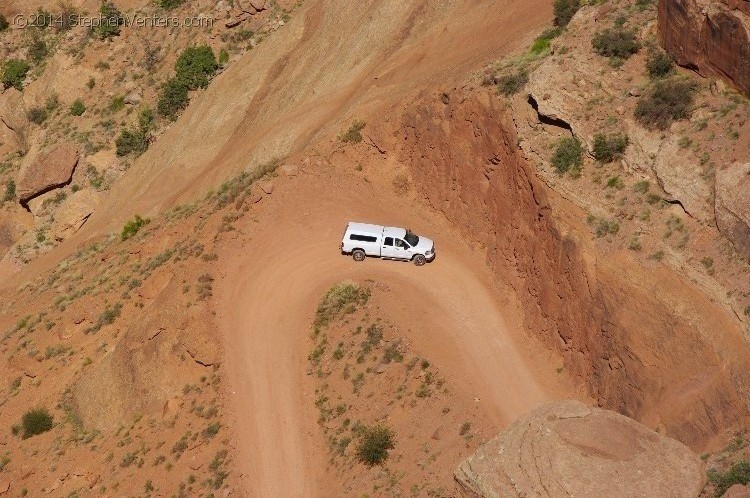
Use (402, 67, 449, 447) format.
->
(215, 163, 576, 496)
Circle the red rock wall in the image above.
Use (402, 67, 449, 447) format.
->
(400, 90, 750, 449)
(658, 0, 750, 95)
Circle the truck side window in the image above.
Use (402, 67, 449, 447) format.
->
(395, 239, 407, 248)
(350, 234, 377, 242)
(384, 237, 394, 246)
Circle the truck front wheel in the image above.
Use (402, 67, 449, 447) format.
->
(413, 254, 426, 266)
(352, 249, 366, 262)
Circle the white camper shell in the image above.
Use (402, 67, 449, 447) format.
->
(340, 222, 436, 266)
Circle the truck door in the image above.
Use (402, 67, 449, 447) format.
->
(393, 238, 412, 260)
(381, 237, 399, 259)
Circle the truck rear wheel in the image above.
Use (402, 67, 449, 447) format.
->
(352, 249, 366, 262)
(413, 254, 426, 266)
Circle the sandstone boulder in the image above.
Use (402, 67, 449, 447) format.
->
(52, 189, 99, 241)
(715, 162, 750, 261)
(0, 87, 27, 153)
(726, 484, 750, 498)
(455, 400, 705, 498)
(16, 144, 79, 204)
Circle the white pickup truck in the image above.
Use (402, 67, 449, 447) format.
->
(341, 222, 436, 266)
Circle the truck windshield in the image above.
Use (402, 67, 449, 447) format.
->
(404, 230, 419, 246)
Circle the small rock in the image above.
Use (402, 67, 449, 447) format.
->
(246, 191, 262, 204)
(725, 484, 750, 498)
(0, 480, 9, 494)
(280, 164, 299, 177)
(258, 180, 274, 195)
(431, 428, 441, 440)
(628, 88, 642, 97)
(375, 363, 388, 374)
(225, 18, 242, 28)
(124, 91, 142, 105)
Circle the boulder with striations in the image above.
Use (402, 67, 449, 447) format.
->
(455, 400, 705, 498)
(715, 162, 750, 261)
(16, 144, 79, 205)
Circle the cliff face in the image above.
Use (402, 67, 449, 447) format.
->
(400, 91, 750, 448)
(658, 0, 750, 95)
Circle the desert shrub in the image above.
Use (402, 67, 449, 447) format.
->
(3, 180, 16, 202)
(531, 27, 562, 54)
(70, 99, 86, 116)
(497, 70, 529, 96)
(28, 37, 49, 63)
(553, 0, 580, 27)
(0, 14, 8, 31)
(174, 46, 218, 90)
(356, 425, 394, 466)
(109, 95, 125, 112)
(157, 78, 189, 119)
(592, 133, 629, 163)
(160, 0, 186, 9)
(634, 78, 697, 130)
(315, 283, 370, 329)
(708, 460, 750, 497)
(592, 28, 640, 60)
(2, 59, 31, 91)
(96, 1, 123, 39)
(27, 106, 48, 124)
(21, 408, 54, 438)
(338, 120, 366, 143)
(121, 215, 149, 240)
(115, 128, 149, 156)
(551, 136, 583, 174)
(219, 48, 230, 65)
(646, 49, 674, 79)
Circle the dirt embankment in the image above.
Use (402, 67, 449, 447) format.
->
(394, 90, 750, 449)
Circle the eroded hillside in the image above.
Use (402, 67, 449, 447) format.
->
(1, 0, 749, 497)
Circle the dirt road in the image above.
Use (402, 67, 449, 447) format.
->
(217, 168, 563, 496)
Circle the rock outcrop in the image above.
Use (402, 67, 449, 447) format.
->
(455, 401, 705, 498)
(52, 189, 100, 241)
(401, 91, 750, 447)
(715, 162, 750, 261)
(16, 144, 79, 206)
(658, 0, 750, 95)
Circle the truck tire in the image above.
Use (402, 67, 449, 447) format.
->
(352, 249, 366, 262)
(413, 254, 426, 266)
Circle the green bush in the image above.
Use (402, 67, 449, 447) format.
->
(356, 425, 394, 466)
(115, 128, 148, 156)
(121, 214, 149, 240)
(28, 37, 49, 63)
(551, 136, 583, 174)
(157, 77, 189, 119)
(70, 99, 86, 116)
(0, 14, 8, 31)
(160, 0, 186, 8)
(592, 28, 640, 60)
(497, 70, 529, 96)
(646, 49, 674, 79)
(592, 133, 629, 163)
(21, 408, 54, 438)
(157, 46, 218, 120)
(96, 1, 123, 39)
(315, 283, 370, 328)
(531, 27, 562, 54)
(2, 60, 31, 91)
(338, 120, 366, 143)
(219, 48, 229, 65)
(174, 45, 218, 90)
(2, 180, 16, 202)
(553, 0, 580, 27)
(634, 78, 696, 130)
(708, 460, 750, 497)
(27, 106, 48, 125)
